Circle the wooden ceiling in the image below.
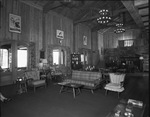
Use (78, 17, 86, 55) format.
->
(20, 0, 149, 32)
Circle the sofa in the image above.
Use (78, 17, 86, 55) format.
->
(63, 70, 102, 93)
(25, 70, 46, 92)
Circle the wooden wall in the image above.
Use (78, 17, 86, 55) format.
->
(103, 29, 144, 49)
(91, 31, 100, 66)
(44, 11, 73, 58)
(0, 0, 43, 64)
(74, 24, 91, 52)
(0, 0, 99, 69)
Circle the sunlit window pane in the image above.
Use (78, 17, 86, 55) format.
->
(17, 50, 27, 67)
(124, 40, 133, 47)
(60, 50, 64, 64)
(81, 54, 84, 62)
(0, 49, 8, 68)
(53, 50, 59, 65)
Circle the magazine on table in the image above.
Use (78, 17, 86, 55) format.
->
(127, 99, 143, 108)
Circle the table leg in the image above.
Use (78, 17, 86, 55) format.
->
(78, 88, 81, 93)
(73, 87, 76, 98)
(60, 85, 64, 93)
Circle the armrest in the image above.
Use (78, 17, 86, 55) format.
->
(26, 78, 34, 86)
(120, 81, 124, 87)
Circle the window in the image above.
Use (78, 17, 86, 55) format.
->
(85, 52, 88, 64)
(0, 49, 9, 68)
(0, 48, 27, 69)
(17, 49, 27, 68)
(53, 49, 66, 65)
(53, 49, 59, 65)
(80, 52, 88, 65)
(81, 54, 84, 63)
(124, 40, 134, 47)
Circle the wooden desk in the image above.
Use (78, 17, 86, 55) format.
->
(106, 100, 145, 117)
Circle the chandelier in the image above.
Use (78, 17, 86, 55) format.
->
(114, 23, 125, 34)
(97, 9, 111, 24)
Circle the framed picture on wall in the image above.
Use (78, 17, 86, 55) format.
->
(9, 13, 21, 33)
(56, 30, 64, 39)
(83, 36, 87, 45)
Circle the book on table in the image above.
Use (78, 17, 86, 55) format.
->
(127, 99, 143, 108)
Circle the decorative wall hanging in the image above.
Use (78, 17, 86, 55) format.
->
(83, 36, 87, 45)
(56, 30, 64, 39)
(9, 13, 21, 33)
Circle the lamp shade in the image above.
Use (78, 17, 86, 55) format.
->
(39, 63, 43, 69)
(42, 59, 48, 64)
(139, 56, 144, 60)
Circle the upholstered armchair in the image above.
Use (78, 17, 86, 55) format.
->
(25, 70, 46, 92)
(104, 73, 126, 98)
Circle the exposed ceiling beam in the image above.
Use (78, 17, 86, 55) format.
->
(121, 0, 144, 29)
(141, 14, 149, 17)
(19, 0, 43, 10)
(74, 7, 128, 25)
(134, 0, 148, 6)
(43, 1, 63, 13)
(137, 4, 149, 10)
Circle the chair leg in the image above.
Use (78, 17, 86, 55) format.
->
(105, 90, 108, 96)
(118, 92, 120, 98)
(91, 89, 94, 94)
(34, 86, 36, 92)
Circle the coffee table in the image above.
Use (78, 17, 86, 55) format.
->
(58, 82, 83, 98)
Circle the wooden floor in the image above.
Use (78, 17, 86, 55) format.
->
(122, 72, 149, 117)
(0, 72, 149, 117)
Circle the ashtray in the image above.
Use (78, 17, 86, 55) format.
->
(124, 112, 134, 117)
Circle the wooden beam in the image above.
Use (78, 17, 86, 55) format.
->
(141, 14, 149, 17)
(19, 0, 43, 10)
(137, 4, 149, 10)
(121, 0, 144, 29)
(43, 1, 64, 13)
(74, 15, 99, 24)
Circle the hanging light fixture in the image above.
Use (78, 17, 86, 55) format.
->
(114, 12, 126, 34)
(97, 9, 111, 24)
(114, 23, 125, 34)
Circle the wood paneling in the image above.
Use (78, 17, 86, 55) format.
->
(74, 24, 91, 52)
(103, 29, 144, 49)
(45, 11, 73, 53)
(0, 0, 43, 65)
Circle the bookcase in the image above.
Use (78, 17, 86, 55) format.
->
(71, 54, 82, 70)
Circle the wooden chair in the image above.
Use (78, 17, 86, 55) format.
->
(104, 73, 126, 98)
(25, 70, 46, 92)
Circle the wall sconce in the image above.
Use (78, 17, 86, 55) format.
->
(59, 40, 62, 45)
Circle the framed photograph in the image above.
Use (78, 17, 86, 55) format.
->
(83, 36, 87, 45)
(56, 30, 64, 39)
(9, 14, 21, 33)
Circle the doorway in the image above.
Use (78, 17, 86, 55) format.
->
(0, 40, 28, 86)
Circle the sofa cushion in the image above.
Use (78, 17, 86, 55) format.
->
(64, 78, 100, 87)
(89, 72, 101, 80)
(25, 70, 40, 80)
(79, 72, 90, 80)
(72, 70, 81, 80)
(64, 70, 102, 88)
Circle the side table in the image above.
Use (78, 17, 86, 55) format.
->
(16, 78, 27, 94)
